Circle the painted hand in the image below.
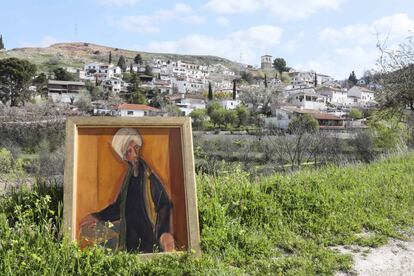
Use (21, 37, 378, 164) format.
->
(159, 233, 175, 252)
(79, 214, 99, 229)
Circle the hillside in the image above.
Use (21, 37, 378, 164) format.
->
(1, 153, 414, 275)
(0, 42, 243, 73)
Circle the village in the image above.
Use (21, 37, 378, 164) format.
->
(45, 52, 377, 132)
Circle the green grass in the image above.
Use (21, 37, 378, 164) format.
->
(1, 154, 414, 275)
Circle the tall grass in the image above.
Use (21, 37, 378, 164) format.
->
(1, 154, 414, 275)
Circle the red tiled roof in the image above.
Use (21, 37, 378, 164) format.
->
(118, 103, 161, 112)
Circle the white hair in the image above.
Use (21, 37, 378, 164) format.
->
(111, 128, 142, 160)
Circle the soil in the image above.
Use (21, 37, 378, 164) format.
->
(335, 237, 414, 276)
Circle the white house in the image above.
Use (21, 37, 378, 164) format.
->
(317, 86, 348, 105)
(288, 91, 327, 110)
(170, 94, 206, 115)
(347, 86, 375, 107)
(118, 103, 163, 117)
(84, 62, 122, 81)
(220, 99, 240, 110)
(103, 78, 124, 93)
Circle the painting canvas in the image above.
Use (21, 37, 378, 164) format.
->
(63, 117, 200, 256)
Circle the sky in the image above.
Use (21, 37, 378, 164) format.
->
(1, 0, 414, 79)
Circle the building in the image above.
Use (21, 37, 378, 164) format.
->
(118, 103, 164, 117)
(47, 80, 85, 103)
(220, 99, 241, 110)
(317, 86, 348, 106)
(265, 106, 344, 130)
(261, 55, 273, 70)
(169, 94, 206, 116)
(347, 86, 375, 107)
(288, 91, 326, 110)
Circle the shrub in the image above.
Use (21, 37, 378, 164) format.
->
(0, 148, 13, 173)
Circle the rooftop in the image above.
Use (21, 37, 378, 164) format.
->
(118, 103, 161, 112)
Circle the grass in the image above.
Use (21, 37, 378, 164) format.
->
(1, 153, 414, 275)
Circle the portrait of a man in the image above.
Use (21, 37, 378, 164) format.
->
(79, 128, 175, 253)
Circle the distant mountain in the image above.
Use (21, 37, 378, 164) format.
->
(0, 42, 243, 73)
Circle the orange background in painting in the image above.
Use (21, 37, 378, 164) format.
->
(76, 127, 188, 250)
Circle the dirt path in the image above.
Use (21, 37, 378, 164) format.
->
(336, 238, 414, 275)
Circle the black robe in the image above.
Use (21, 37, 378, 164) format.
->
(93, 159, 172, 253)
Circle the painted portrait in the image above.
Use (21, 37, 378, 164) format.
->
(63, 117, 200, 256)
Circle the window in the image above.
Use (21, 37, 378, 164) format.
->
(127, 111, 133, 115)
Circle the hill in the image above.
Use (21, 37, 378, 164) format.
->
(0, 42, 243, 73)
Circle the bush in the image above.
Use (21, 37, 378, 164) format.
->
(0, 148, 13, 173)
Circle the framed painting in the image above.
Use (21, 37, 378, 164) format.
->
(63, 117, 200, 256)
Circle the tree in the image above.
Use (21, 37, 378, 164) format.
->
(235, 105, 249, 127)
(129, 62, 133, 73)
(265, 114, 319, 169)
(348, 71, 357, 87)
(273, 58, 290, 74)
(117, 55, 127, 72)
(0, 35, 4, 50)
(224, 109, 238, 128)
(0, 58, 36, 106)
(377, 35, 414, 112)
(348, 108, 363, 120)
(144, 65, 152, 76)
(190, 109, 207, 130)
(240, 71, 253, 84)
(232, 79, 237, 100)
(33, 73, 48, 97)
(208, 82, 213, 101)
(264, 74, 268, 88)
(239, 85, 282, 116)
(109, 51, 112, 64)
(288, 114, 319, 135)
(314, 73, 318, 87)
(134, 54, 143, 65)
(53, 67, 75, 81)
(123, 73, 147, 104)
(210, 107, 226, 128)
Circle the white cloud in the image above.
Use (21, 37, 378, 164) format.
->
(20, 36, 61, 48)
(115, 3, 205, 33)
(261, 0, 344, 20)
(319, 13, 414, 46)
(216, 16, 230, 26)
(203, 0, 260, 14)
(204, 0, 344, 20)
(294, 46, 380, 79)
(230, 25, 283, 48)
(307, 13, 414, 79)
(141, 25, 283, 64)
(97, 0, 138, 6)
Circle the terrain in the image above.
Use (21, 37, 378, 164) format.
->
(0, 42, 243, 73)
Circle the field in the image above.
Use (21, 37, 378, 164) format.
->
(1, 153, 414, 275)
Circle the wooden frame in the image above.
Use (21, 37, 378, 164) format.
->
(63, 117, 200, 257)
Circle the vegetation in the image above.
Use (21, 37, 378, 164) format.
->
(117, 55, 127, 72)
(1, 154, 414, 275)
(348, 108, 363, 120)
(0, 35, 4, 50)
(273, 58, 290, 74)
(348, 71, 357, 87)
(0, 57, 36, 106)
(134, 54, 143, 65)
(53, 67, 76, 81)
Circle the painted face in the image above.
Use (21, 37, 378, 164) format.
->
(124, 140, 140, 162)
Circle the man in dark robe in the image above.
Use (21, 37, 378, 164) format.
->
(80, 128, 174, 253)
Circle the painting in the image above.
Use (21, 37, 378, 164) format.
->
(63, 117, 200, 256)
